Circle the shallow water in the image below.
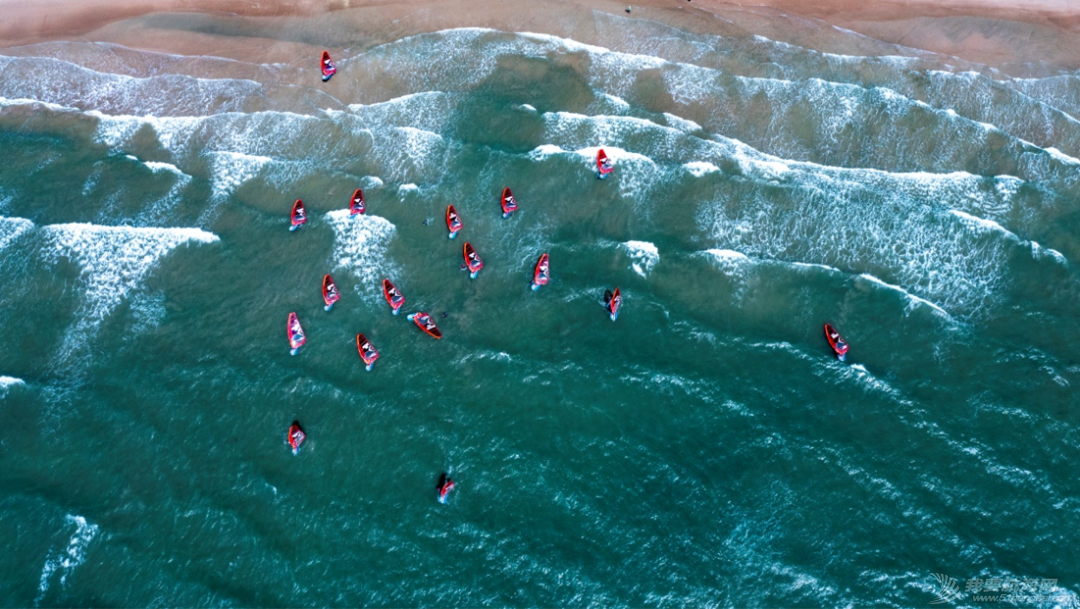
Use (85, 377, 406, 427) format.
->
(1, 11, 1079, 607)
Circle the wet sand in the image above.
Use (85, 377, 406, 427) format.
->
(1, 0, 1079, 74)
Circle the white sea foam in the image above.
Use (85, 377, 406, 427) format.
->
(704, 248, 747, 260)
(126, 291, 167, 335)
(663, 112, 702, 133)
(702, 249, 751, 277)
(789, 261, 843, 274)
(43, 224, 220, 323)
(703, 245, 954, 319)
(124, 158, 194, 226)
(0, 94, 68, 110)
(43, 223, 219, 365)
(206, 151, 272, 204)
(0, 376, 24, 395)
(948, 209, 1019, 240)
(838, 364, 910, 403)
(369, 126, 450, 183)
(546, 135, 659, 200)
(693, 134, 1043, 318)
(649, 56, 1076, 183)
(544, 112, 669, 149)
(0, 216, 34, 251)
(586, 94, 631, 115)
(1043, 147, 1080, 165)
(348, 92, 458, 135)
(577, 146, 659, 199)
(122, 155, 186, 178)
(86, 110, 199, 152)
(2, 29, 1065, 328)
(683, 161, 720, 177)
(35, 515, 98, 606)
(1030, 241, 1068, 265)
(325, 210, 397, 301)
(527, 144, 566, 161)
(704, 249, 750, 263)
(746, 158, 791, 180)
(856, 274, 951, 318)
(949, 209, 1066, 266)
(622, 240, 659, 278)
(141, 161, 186, 177)
(1016, 138, 1080, 166)
(361, 176, 385, 189)
(0, 54, 263, 118)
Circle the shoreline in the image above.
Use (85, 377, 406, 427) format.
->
(1, 0, 1080, 73)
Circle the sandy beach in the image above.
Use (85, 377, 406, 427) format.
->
(2, 0, 1080, 73)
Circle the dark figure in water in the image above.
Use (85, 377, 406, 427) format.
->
(441, 312, 448, 318)
(603, 289, 613, 306)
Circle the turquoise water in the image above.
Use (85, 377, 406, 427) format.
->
(1, 12, 1079, 607)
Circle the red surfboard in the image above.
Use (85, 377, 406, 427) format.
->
(824, 323, 849, 361)
(288, 420, 306, 454)
(607, 287, 621, 321)
(532, 253, 549, 290)
(501, 187, 518, 217)
(382, 278, 405, 315)
(356, 333, 379, 371)
(322, 274, 340, 311)
(446, 204, 462, 239)
(290, 199, 306, 231)
(349, 188, 365, 216)
(463, 242, 483, 277)
(321, 51, 336, 81)
(408, 312, 442, 339)
(287, 312, 306, 354)
(597, 148, 614, 178)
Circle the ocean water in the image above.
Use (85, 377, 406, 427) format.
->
(1, 10, 1079, 607)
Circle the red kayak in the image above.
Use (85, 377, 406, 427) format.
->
(287, 312, 306, 354)
(606, 287, 621, 321)
(408, 311, 442, 339)
(320, 50, 336, 82)
(322, 274, 340, 311)
(597, 148, 614, 179)
(446, 204, 462, 239)
(356, 333, 379, 371)
(531, 253, 549, 290)
(290, 199, 306, 231)
(349, 188, 365, 216)
(288, 421, 306, 455)
(501, 187, 518, 218)
(382, 278, 405, 315)
(824, 323, 849, 361)
(463, 242, 483, 278)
